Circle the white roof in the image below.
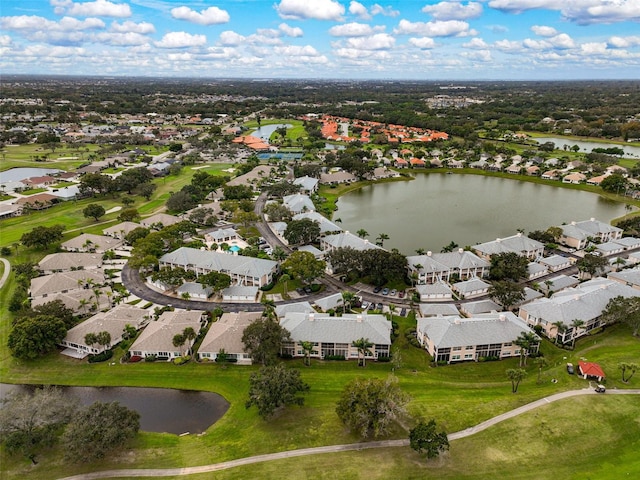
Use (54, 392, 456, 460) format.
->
(130, 310, 203, 352)
(293, 211, 341, 234)
(275, 301, 316, 318)
(418, 303, 460, 317)
(461, 299, 501, 314)
(177, 282, 212, 297)
(280, 312, 391, 346)
(474, 233, 544, 257)
(61, 233, 123, 252)
(314, 292, 344, 311)
(30, 269, 105, 297)
(521, 277, 640, 327)
(160, 247, 278, 280)
(293, 176, 319, 191)
(452, 278, 491, 293)
(417, 312, 534, 349)
(38, 252, 102, 271)
(140, 213, 181, 228)
(416, 282, 453, 295)
(283, 193, 315, 213)
(103, 221, 142, 237)
(322, 232, 381, 252)
(198, 311, 261, 355)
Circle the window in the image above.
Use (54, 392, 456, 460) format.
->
(453, 346, 462, 351)
(452, 355, 461, 360)
(464, 354, 473, 359)
(465, 345, 474, 350)
(503, 343, 512, 347)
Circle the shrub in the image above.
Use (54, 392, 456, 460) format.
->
(88, 350, 113, 363)
(129, 355, 142, 363)
(260, 282, 274, 291)
(377, 356, 391, 362)
(324, 355, 346, 361)
(144, 354, 157, 362)
(173, 355, 191, 365)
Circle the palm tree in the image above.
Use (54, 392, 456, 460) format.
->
(552, 321, 567, 345)
(182, 327, 197, 356)
(376, 233, 389, 247)
(272, 246, 287, 262)
(514, 332, 538, 367)
(122, 324, 137, 341)
(300, 340, 314, 366)
(84, 332, 98, 352)
(415, 248, 426, 255)
(356, 229, 369, 239)
(341, 291, 356, 313)
(352, 337, 373, 367)
(278, 273, 291, 297)
(181, 291, 191, 301)
(506, 368, 527, 393)
(79, 298, 90, 315)
(96, 331, 111, 351)
(570, 319, 585, 348)
(173, 333, 186, 357)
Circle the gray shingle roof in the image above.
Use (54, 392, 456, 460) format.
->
(38, 253, 102, 272)
(322, 232, 381, 252)
(130, 310, 203, 353)
(417, 312, 534, 348)
(275, 301, 316, 318)
(293, 211, 341, 234)
(314, 293, 343, 311)
(608, 268, 640, 287)
(159, 247, 278, 280)
(198, 311, 261, 355)
(452, 278, 491, 294)
(30, 270, 105, 297)
(521, 277, 640, 327)
(283, 194, 316, 213)
(280, 312, 391, 346)
(418, 303, 460, 317)
(461, 299, 501, 314)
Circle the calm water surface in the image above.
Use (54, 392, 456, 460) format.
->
(0, 383, 229, 434)
(0, 167, 62, 182)
(336, 173, 629, 255)
(250, 124, 292, 142)
(534, 136, 640, 158)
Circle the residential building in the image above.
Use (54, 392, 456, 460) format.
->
(319, 171, 357, 185)
(280, 312, 392, 361)
(451, 278, 491, 299)
(416, 312, 538, 364)
(292, 211, 341, 234)
(140, 213, 181, 229)
(282, 193, 316, 214)
(558, 219, 623, 249)
(177, 282, 212, 300)
(608, 268, 640, 290)
(460, 299, 501, 316)
(61, 233, 124, 253)
(320, 231, 381, 253)
(198, 311, 261, 364)
(416, 281, 454, 302)
(275, 301, 316, 318)
(518, 277, 640, 343)
(159, 247, 278, 287)
(418, 303, 460, 317)
(38, 252, 102, 274)
(59, 304, 150, 358)
(293, 176, 319, 193)
(103, 221, 142, 239)
(539, 255, 572, 272)
(407, 250, 489, 284)
(129, 310, 205, 361)
(204, 227, 240, 245)
(221, 285, 259, 302)
(473, 233, 544, 260)
(314, 292, 344, 312)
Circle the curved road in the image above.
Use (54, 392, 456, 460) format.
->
(58, 388, 640, 480)
(0, 257, 10, 290)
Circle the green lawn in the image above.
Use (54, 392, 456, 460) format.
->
(0, 143, 98, 171)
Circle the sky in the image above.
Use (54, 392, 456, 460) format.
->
(1, 0, 640, 80)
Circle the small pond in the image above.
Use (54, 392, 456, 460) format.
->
(0, 167, 62, 183)
(250, 124, 292, 142)
(0, 384, 229, 435)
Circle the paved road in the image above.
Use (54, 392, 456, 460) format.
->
(0, 257, 10, 290)
(57, 388, 640, 480)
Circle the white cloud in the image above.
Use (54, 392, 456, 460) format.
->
(489, 0, 640, 25)
(155, 31, 207, 49)
(345, 33, 395, 50)
(580, 42, 608, 55)
(523, 38, 551, 50)
(170, 6, 230, 26)
(408, 37, 436, 49)
(349, 1, 370, 19)
(608, 36, 640, 48)
(463, 38, 488, 49)
(329, 22, 383, 37)
(487, 24, 508, 33)
(422, 2, 483, 21)
(461, 49, 492, 61)
(279, 23, 303, 37)
(23, 44, 87, 57)
(494, 39, 522, 52)
(275, 0, 344, 21)
(218, 31, 245, 46)
(394, 19, 474, 37)
(95, 31, 150, 46)
(0, 35, 13, 47)
(51, 0, 131, 18)
(1, 15, 105, 32)
(110, 20, 155, 34)
(549, 33, 575, 49)
(370, 4, 400, 17)
(531, 25, 557, 37)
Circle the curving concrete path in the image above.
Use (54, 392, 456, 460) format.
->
(0, 257, 10, 290)
(58, 388, 640, 480)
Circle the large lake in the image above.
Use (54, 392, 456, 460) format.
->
(534, 136, 640, 158)
(0, 167, 62, 183)
(336, 173, 629, 255)
(250, 124, 292, 142)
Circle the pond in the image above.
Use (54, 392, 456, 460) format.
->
(250, 124, 292, 142)
(336, 173, 630, 255)
(534, 136, 640, 158)
(0, 384, 229, 435)
(0, 167, 62, 183)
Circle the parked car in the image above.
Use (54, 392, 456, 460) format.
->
(382, 288, 389, 295)
(390, 289, 397, 296)
(398, 291, 405, 299)
(373, 286, 382, 293)
(566, 363, 575, 374)
(361, 301, 369, 310)
(400, 308, 407, 317)
(376, 303, 383, 310)
(595, 384, 606, 393)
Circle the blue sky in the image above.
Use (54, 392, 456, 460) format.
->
(1, 1, 640, 80)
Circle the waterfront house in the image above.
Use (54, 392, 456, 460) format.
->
(558, 219, 623, 250)
(197, 311, 261, 364)
(473, 233, 544, 261)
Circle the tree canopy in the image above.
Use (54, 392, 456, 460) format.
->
(335, 376, 409, 439)
(245, 364, 310, 419)
(83, 203, 106, 221)
(281, 251, 326, 285)
(8, 315, 67, 360)
(62, 401, 140, 462)
(20, 225, 65, 249)
(242, 318, 291, 366)
(283, 218, 321, 245)
(489, 252, 529, 281)
(409, 419, 450, 459)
